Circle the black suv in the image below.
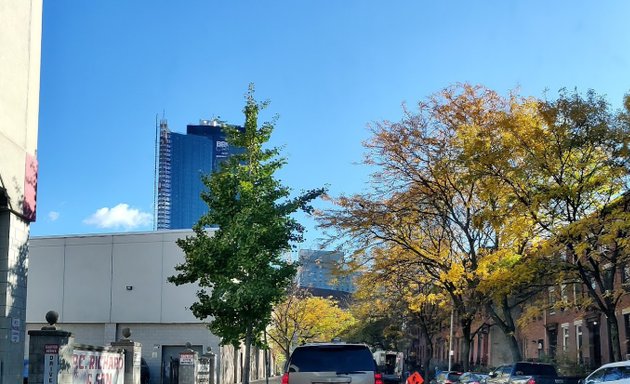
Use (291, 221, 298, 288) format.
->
(282, 342, 382, 384)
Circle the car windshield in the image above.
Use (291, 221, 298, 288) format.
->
(288, 345, 375, 372)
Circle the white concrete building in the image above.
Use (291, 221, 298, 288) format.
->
(1, 1, 42, 382)
(27, 230, 272, 384)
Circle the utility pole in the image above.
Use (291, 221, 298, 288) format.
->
(448, 305, 454, 371)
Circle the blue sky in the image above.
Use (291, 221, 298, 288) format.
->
(32, 1, 630, 249)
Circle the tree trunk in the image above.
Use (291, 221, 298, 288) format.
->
(422, 343, 433, 381)
(285, 341, 291, 364)
(486, 302, 522, 362)
(264, 331, 270, 384)
(606, 310, 622, 361)
(244, 325, 252, 384)
(460, 319, 472, 372)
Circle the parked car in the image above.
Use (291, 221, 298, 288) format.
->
(582, 361, 630, 384)
(282, 341, 382, 384)
(458, 372, 488, 384)
(487, 362, 582, 384)
(430, 371, 463, 384)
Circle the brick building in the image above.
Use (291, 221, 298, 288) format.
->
(419, 193, 630, 373)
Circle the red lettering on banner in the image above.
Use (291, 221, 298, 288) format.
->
(79, 355, 85, 369)
(87, 373, 92, 384)
(89, 356, 96, 369)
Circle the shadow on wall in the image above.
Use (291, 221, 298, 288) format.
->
(0, 175, 34, 382)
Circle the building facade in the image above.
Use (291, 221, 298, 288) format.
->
(297, 249, 355, 293)
(155, 119, 242, 230)
(0, 1, 42, 382)
(420, 194, 630, 375)
(26, 230, 273, 384)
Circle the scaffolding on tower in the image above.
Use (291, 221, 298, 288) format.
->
(154, 117, 172, 230)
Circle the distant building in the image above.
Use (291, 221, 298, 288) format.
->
(155, 119, 242, 230)
(0, 1, 42, 382)
(297, 249, 356, 298)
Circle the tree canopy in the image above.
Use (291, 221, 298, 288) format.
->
(319, 84, 630, 367)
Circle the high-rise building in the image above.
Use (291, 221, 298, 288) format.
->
(155, 118, 241, 230)
(297, 249, 356, 293)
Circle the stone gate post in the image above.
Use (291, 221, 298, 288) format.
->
(178, 343, 199, 384)
(110, 327, 142, 384)
(199, 347, 216, 384)
(27, 311, 74, 384)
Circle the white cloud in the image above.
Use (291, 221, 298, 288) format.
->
(83, 203, 152, 230)
(48, 211, 60, 221)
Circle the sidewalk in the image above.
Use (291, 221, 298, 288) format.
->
(250, 376, 282, 384)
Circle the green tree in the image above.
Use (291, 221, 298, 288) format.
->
(169, 84, 325, 384)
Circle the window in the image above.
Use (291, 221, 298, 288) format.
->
(585, 367, 605, 384)
(576, 325, 583, 363)
(602, 367, 623, 381)
(562, 325, 569, 352)
(287, 344, 375, 372)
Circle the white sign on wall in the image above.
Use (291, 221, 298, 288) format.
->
(180, 352, 195, 366)
(44, 344, 59, 384)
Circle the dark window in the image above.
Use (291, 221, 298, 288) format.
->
(586, 367, 605, 384)
(513, 363, 557, 376)
(602, 367, 622, 381)
(446, 373, 462, 381)
(288, 345, 375, 372)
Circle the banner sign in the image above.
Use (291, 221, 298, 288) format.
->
(71, 349, 124, 384)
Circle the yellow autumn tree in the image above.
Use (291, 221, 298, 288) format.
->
(343, 244, 451, 380)
(468, 89, 630, 361)
(319, 84, 533, 369)
(268, 286, 355, 366)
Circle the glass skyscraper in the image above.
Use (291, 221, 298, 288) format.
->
(297, 249, 356, 293)
(155, 118, 241, 230)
